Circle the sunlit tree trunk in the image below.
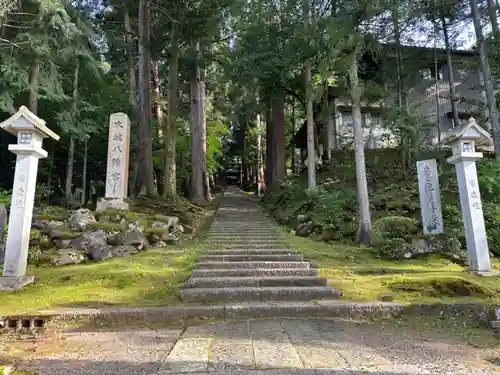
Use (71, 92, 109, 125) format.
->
(487, 0, 500, 37)
(164, 21, 179, 199)
(191, 41, 208, 205)
(271, 90, 286, 186)
(349, 52, 372, 245)
(304, 0, 316, 188)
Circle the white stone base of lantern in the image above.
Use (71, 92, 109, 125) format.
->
(0, 275, 34, 291)
(96, 197, 130, 211)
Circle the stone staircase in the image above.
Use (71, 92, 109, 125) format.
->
(180, 187, 342, 303)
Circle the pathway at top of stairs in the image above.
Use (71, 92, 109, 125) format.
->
(180, 187, 342, 303)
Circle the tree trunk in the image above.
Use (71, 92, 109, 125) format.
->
(291, 97, 296, 173)
(392, 8, 404, 107)
(487, 0, 500, 37)
(441, 15, 461, 128)
(124, 8, 139, 195)
(271, 91, 286, 186)
(190, 41, 208, 205)
(265, 100, 273, 187)
(256, 98, 263, 197)
(164, 21, 179, 199)
(329, 95, 338, 152)
(199, 69, 211, 202)
(29, 61, 40, 114)
(153, 60, 163, 129)
(470, 0, 500, 156)
(65, 137, 75, 200)
(304, 0, 316, 188)
(137, 0, 156, 195)
(65, 63, 79, 201)
(82, 138, 88, 206)
(349, 53, 372, 245)
(305, 65, 316, 188)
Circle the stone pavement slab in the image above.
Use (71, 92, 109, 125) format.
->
(5, 319, 500, 375)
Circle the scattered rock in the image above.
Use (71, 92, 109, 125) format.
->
(295, 222, 313, 237)
(171, 224, 185, 235)
(97, 215, 111, 223)
(152, 221, 170, 230)
(297, 214, 309, 224)
(68, 209, 97, 232)
(52, 249, 87, 266)
(47, 220, 66, 231)
(320, 225, 337, 242)
(163, 232, 181, 245)
(155, 241, 168, 248)
(118, 229, 149, 250)
(52, 238, 72, 249)
(107, 232, 121, 246)
(111, 245, 139, 258)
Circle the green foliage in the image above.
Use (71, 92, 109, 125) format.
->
(0, 189, 11, 205)
(477, 158, 500, 202)
(372, 216, 419, 243)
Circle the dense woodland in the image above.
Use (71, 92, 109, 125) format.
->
(0, 0, 499, 246)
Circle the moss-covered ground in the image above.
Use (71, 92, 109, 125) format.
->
(0, 196, 220, 316)
(286, 223, 500, 304)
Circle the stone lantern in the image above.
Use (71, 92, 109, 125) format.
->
(0, 106, 60, 290)
(442, 118, 496, 274)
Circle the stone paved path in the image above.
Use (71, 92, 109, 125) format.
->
(180, 187, 341, 303)
(13, 319, 500, 374)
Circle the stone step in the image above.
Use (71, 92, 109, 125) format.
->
(202, 254, 304, 262)
(215, 244, 289, 249)
(184, 276, 327, 288)
(206, 249, 297, 255)
(192, 268, 320, 278)
(180, 286, 341, 303)
(196, 261, 311, 269)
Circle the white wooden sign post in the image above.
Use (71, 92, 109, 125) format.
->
(442, 118, 497, 275)
(416, 159, 444, 235)
(0, 106, 60, 290)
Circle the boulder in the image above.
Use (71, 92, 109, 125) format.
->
(155, 241, 168, 248)
(32, 219, 49, 231)
(68, 209, 97, 232)
(89, 245, 112, 261)
(107, 232, 121, 246)
(71, 230, 110, 260)
(111, 245, 139, 258)
(52, 238, 72, 249)
(47, 220, 66, 231)
(171, 224, 185, 235)
(127, 220, 144, 233)
(118, 229, 149, 250)
(295, 222, 313, 237)
(52, 249, 87, 266)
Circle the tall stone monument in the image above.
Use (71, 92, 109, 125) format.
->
(0, 106, 60, 290)
(416, 159, 444, 235)
(442, 118, 496, 274)
(97, 113, 131, 211)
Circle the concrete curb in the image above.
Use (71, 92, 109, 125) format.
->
(1, 301, 498, 334)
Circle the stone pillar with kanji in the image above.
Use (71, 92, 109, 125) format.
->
(0, 106, 60, 290)
(97, 113, 131, 211)
(442, 118, 497, 275)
